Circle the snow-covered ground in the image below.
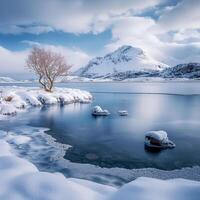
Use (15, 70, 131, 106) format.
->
(0, 87, 92, 116)
(0, 133, 200, 200)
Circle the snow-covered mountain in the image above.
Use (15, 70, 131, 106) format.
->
(76, 45, 168, 79)
(161, 63, 200, 79)
(0, 76, 16, 83)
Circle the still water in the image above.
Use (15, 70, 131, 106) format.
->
(1, 82, 200, 171)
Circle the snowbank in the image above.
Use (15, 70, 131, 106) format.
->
(108, 177, 200, 200)
(0, 138, 199, 200)
(0, 87, 92, 116)
(0, 139, 114, 200)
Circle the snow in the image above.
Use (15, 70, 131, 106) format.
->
(92, 106, 104, 112)
(92, 106, 110, 116)
(0, 125, 200, 199)
(0, 139, 113, 200)
(161, 63, 200, 79)
(0, 76, 16, 83)
(38, 93, 58, 105)
(0, 137, 200, 200)
(0, 102, 18, 115)
(0, 85, 200, 198)
(0, 87, 92, 116)
(3, 125, 200, 187)
(76, 45, 168, 78)
(0, 140, 12, 156)
(145, 130, 168, 141)
(5, 134, 31, 145)
(108, 177, 200, 200)
(16, 91, 42, 106)
(0, 76, 33, 83)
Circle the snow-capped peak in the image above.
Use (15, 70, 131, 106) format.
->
(76, 45, 168, 78)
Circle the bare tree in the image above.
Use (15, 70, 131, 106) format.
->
(26, 47, 71, 92)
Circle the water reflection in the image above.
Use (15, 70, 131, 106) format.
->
(18, 92, 200, 170)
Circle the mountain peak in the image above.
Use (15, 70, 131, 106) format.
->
(107, 45, 145, 57)
(76, 45, 168, 78)
(115, 45, 142, 53)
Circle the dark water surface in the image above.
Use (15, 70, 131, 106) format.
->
(1, 82, 200, 171)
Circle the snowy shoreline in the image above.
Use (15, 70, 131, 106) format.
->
(0, 87, 200, 199)
(1, 76, 200, 84)
(0, 87, 92, 116)
(0, 131, 200, 200)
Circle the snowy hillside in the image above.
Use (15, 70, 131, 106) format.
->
(0, 76, 16, 83)
(161, 63, 200, 79)
(76, 45, 168, 79)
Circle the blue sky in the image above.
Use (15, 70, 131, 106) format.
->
(0, 0, 200, 79)
(0, 30, 112, 54)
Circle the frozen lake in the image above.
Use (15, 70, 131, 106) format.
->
(1, 81, 200, 185)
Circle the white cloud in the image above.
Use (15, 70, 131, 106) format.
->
(156, 0, 200, 32)
(1, 0, 200, 70)
(0, 46, 28, 74)
(0, 0, 161, 34)
(173, 29, 200, 43)
(105, 14, 200, 66)
(111, 16, 155, 40)
(41, 45, 91, 72)
(0, 44, 90, 78)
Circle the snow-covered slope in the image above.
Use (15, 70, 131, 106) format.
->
(76, 45, 168, 78)
(0, 76, 16, 83)
(161, 63, 200, 79)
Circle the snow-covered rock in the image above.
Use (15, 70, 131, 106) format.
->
(16, 91, 42, 106)
(92, 106, 110, 116)
(0, 87, 92, 116)
(145, 130, 168, 141)
(76, 45, 168, 79)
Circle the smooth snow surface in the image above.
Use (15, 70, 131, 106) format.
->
(108, 177, 200, 200)
(0, 138, 200, 200)
(0, 87, 92, 116)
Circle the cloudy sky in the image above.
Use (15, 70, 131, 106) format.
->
(0, 0, 200, 79)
